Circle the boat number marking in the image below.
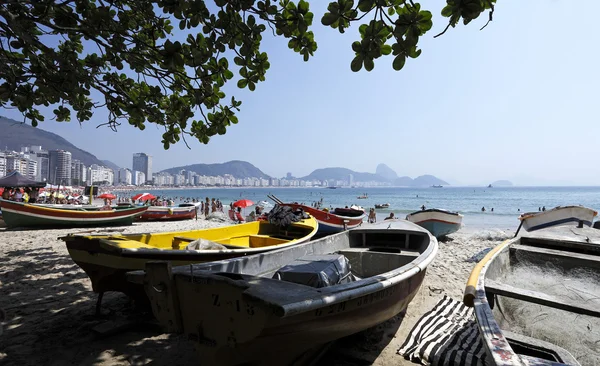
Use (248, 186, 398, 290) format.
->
(211, 294, 255, 316)
(314, 287, 396, 317)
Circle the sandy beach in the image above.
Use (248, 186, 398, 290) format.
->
(0, 218, 513, 365)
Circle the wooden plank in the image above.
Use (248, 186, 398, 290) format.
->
(485, 279, 600, 318)
(511, 244, 600, 268)
(521, 236, 600, 254)
(144, 261, 183, 333)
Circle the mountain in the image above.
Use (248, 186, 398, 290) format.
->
(394, 176, 414, 186)
(101, 160, 121, 171)
(412, 175, 449, 187)
(0, 116, 106, 167)
(301, 168, 388, 183)
(375, 163, 398, 181)
(491, 180, 513, 187)
(161, 160, 270, 179)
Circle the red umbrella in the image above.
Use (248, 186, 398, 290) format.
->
(233, 199, 254, 208)
(132, 193, 156, 202)
(98, 193, 116, 199)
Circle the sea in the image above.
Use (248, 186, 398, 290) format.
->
(120, 186, 600, 231)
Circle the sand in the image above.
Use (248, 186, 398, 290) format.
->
(0, 218, 512, 366)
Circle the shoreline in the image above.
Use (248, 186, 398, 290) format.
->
(0, 221, 511, 365)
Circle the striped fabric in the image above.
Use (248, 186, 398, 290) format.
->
(398, 296, 490, 366)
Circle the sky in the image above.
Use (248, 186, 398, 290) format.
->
(1, 0, 600, 186)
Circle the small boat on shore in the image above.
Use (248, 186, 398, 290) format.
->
(138, 204, 198, 221)
(0, 199, 148, 229)
(406, 208, 463, 238)
(518, 205, 597, 233)
(60, 214, 318, 306)
(374, 203, 390, 209)
(130, 220, 438, 365)
(464, 225, 600, 365)
(269, 195, 365, 234)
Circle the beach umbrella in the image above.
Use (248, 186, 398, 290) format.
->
(233, 199, 254, 208)
(98, 193, 116, 199)
(132, 192, 156, 202)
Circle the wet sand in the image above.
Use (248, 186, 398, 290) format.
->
(0, 219, 512, 365)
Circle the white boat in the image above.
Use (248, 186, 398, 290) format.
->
(406, 208, 463, 238)
(518, 206, 597, 232)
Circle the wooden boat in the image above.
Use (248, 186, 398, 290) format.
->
(60, 216, 318, 306)
(0, 199, 148, 229)
(406, 208, 463, 238)
(138, 204, 198, 221)
(518, 205, 597, 233)
(374, 203, 390, 209)
(269, 195, 365, 235)
(464, 225, 600, 365)
(130, 219, 438, 365)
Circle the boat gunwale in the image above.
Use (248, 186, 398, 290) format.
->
(406, 208, 464, 218)
(171, 223, 438, 317)
(63, 217, 319, 256)
(518, 205, 598, 221)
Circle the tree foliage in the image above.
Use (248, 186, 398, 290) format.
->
(0, 0, 495, 148)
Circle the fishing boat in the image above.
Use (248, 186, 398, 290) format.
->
(130, 219, 438, 365)
(269, 195, 365, 234)
(0, 199, 148, 229)
(464, 225, 600, 365)
(406, 208, 463, 238)
(374, 203, 390, 209)
(138, 204, 198, 221)
(517, 205, 597, 233)
(357, 195, 368, 199)
(60, 215, 318, 309)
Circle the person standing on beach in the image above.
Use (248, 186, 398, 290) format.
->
(204, 197, 210, 218)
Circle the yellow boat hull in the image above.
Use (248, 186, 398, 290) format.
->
(60, 217, 318, 301)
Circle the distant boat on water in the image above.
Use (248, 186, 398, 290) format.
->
(431, 185, 443, 188)
(488, 184, 493, 188)
(326, 186, 338, 189)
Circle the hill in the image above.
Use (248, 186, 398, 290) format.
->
(375, 163, 398, 181)
(161, 160, 270, 179)
(491, 180, 513, 187)
(412, 175, 449, 187)
(300, 168, 388, 183)
(0, 116, 106, 167)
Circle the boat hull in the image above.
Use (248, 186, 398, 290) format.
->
(0, 199, 147, 229)
(406, 209, 463, 238)
(61, 218, 318, 299)
(136, 220, 437, 365)
(519, 206, 597, 232)
(281, 203, 365, 234)
(138, 206, 197, 221)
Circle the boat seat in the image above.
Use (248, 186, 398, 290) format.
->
(338, 247, 420, 256)
(511, 244, 600, 270)
(247, 235, 288, 248)
(485, 279, 600, 317)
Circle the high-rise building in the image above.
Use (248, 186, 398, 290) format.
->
(49, 150, 72, 185)
(132, 153, 152, 184)
(21, 146, 48, 181)
(71, 159, 87, 186)
(118, 168, 132, 185)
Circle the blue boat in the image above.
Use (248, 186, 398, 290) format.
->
(406, 208, 463, 238)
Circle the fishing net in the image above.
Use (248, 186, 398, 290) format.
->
(494, 252, 600, 365)
(185, 238, 226, 250)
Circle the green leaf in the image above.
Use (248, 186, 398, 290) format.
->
(350, 55, 363, 72)
(392, 55, 406, 70)
(321, 13, 339, 26)
(237, 79, 248, 88)
(364, 58, 374, 71)
(381, 44, 392, 55)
